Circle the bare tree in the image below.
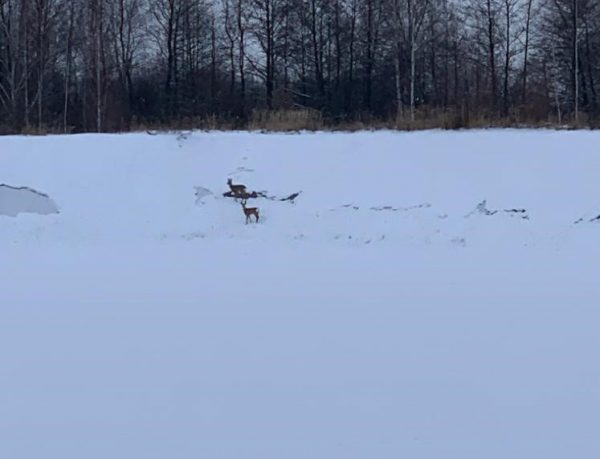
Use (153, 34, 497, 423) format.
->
(521, 0, 535, 107)
(110, 0, 144, 128)
(0, 0, 598, 133)
(0, 0, 28, 128)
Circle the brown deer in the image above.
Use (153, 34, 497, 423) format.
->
(227, 178, 247, 197)
(241, 199, 259, 224)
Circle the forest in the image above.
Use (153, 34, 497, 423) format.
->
(0, 0, 598, 133)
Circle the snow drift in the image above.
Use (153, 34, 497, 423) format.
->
(0, 184, 59, 217)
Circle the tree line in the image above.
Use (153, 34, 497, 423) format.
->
(1, 0, 598, 133)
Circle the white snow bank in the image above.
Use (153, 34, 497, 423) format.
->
(0, 184, 59, 217)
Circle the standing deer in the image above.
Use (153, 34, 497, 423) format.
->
(241, 199, 259, 224)
(227, 178, 247, 197)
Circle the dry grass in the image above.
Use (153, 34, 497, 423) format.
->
(17, 124, 72, 136)
(3, 108, 598, 136)
(132, 115, 238, 133)
(247, 109, 324, 131)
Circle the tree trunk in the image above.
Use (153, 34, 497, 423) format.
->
(364, 0, 373, 112)
(521, 0, 533, 107)
(63, 3, 74, 133)
(583, 21, 597, 113)
(486, 0, 497, 114)
(573, 0, 578, 123)
(551, 42, 562, 124)
(95, 0, 103, 133)
(503, 0, 510, 117)
(237, 0, 246, 118)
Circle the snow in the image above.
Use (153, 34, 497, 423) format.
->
(0, 184, 59, 217)
(1, 130, 599, 458)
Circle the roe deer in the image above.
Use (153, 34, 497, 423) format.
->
(227, 178, 247, 197)
(241, 199, 259, 224)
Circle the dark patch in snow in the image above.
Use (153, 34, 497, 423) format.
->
(466, 200, 529, 220)
(280, 191, 302, 202)
(222, 190, 272, 199)
(451, 237, 467, 248)
(330, 204, 358, 211)
(370, 203, 431, 212)
(182, 231, 206, 240)
(229, 166, 255, 174)
(465, 200, 498, 217)
(503, 208, 530, 220)
(222, 180, 300, 202)
(575, 214, 600, 224)
(176, 131, 192, 146)
(0, 184, 59, 217)
(332, 202, 431, 213)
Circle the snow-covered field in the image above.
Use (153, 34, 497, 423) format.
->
(1, 130, 599, 458)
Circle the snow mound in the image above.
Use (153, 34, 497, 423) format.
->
(0, 184, 59, 217)
(194, 186, 213, 205)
